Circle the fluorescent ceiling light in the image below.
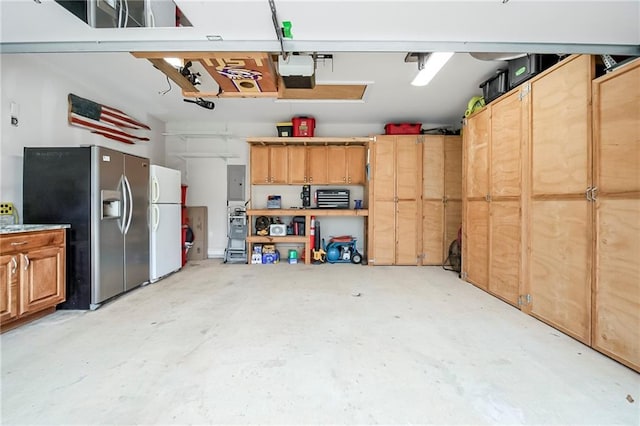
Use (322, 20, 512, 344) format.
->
(411, 52, 454, 86)
(164, 57, 182, 68)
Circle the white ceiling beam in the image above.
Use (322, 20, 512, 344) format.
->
(2, 40, 639, 55)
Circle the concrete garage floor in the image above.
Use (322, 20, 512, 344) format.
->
(1, 261, 639, 425)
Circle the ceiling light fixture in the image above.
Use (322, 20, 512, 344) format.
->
(410, 52, 454, 87)
(164, 57, 182, 68)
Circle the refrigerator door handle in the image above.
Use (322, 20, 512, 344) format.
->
(152, 175, 159, 203)
(123, 175, 134, 234)
(118, 175, 127, 234)
(152, 204, 160, 232)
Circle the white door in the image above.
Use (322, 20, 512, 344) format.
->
(150, 203, 182, 282)
(150, 165, 181, 204)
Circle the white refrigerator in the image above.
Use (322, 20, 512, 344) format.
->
(149, 165, 182, 282)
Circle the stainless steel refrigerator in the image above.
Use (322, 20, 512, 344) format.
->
(23, 146, 150, 309)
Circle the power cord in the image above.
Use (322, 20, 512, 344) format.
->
(158, 75, 172, 95)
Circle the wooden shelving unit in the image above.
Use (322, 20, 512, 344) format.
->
(246, 208, 369, 264)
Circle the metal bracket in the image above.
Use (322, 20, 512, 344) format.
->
(517, 294, 532, 306)
(268, 0, 288, 60)
(519, 83, 531, 100)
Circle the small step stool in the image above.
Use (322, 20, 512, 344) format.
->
(224, 206, 247, 264)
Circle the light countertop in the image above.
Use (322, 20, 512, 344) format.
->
(0, 224, 71, 235)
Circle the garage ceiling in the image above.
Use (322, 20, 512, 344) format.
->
(1, 0, 638, 127)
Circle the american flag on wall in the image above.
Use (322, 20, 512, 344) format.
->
(68, 93, 151, 144)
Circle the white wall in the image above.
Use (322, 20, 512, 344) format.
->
(165, 121, 382, 257)
(0, 54, 166, 219)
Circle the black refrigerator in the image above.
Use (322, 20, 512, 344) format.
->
(23, 146, 150, 309)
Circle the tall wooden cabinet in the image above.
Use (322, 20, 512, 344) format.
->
(369, 135, 422, 265)
(422, 135, 462, 265)
(462, 88, 524, 306)
(463, 54, 639, 371)
(591, 59, 640, 371)
(527, 55, 594, 344)
(463, 108, 490, 289)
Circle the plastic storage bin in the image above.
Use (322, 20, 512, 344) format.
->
(384, 123, 422, 135)
(292, 116, 315, 137)
(276, 122, 293, 137)
(479, 70, 508, 104)
(508, 54, 558, 89)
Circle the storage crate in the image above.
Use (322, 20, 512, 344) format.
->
(479, 70, 508, 104)
(384, 123, 421, 135)
(508, 54, 558, 89)
(276, 122, 293, 137)
(292, 116, 315, 137)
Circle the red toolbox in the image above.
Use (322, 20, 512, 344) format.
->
(292, 116, 315, 137)
(384, 123, 422, 135)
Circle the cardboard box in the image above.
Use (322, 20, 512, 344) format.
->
(262, 244, 276, 254)
(187, 206, 208, 260)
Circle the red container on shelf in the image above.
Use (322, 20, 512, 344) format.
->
(384, 123, 422, 135)
(292, 116, 315, 137)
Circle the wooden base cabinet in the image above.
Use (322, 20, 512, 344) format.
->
(591, 58, 640, 371)
(369, 135, 422, 265)
(0, 229, 66, 332)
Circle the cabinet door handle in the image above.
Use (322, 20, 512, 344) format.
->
(309, 177, 313, 183)
(23, 254, 30, 271)
(11, 257, 17, 274)
(343, 177, 346, 182)
(10, 241, 28, 246)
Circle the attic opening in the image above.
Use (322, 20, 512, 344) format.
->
(131, 51, 369, 101)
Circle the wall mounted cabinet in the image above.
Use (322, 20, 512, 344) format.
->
(327, 146, 367, 185)
(247, 137, 370, 187)
(250, 145, 288, 184)
(287, 146, 329, 184)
